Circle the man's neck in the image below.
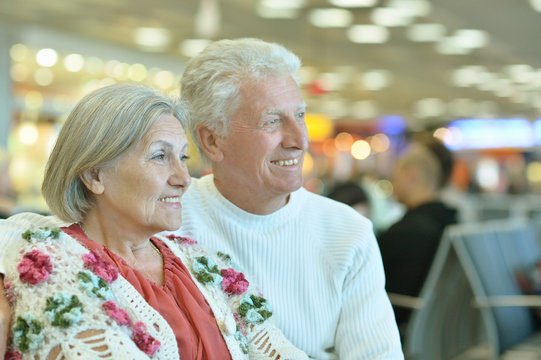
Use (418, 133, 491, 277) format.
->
(213, 176, 290, 215)
(404, 191, 437, 210)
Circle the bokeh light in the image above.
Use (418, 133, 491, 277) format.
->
(370, 133, 390, 152)
(25, 91, 44, 110)
(36, 48, 58, 67)
(64, 53, 85, 72)
(527, 162, 541, 183)
(128, 63, 148, 81)
(34, 68, 54, 86)
(10, 43, 29, 62)
(11, 63, 30, 82)
(351, 139, 371, 160)
(18, 123, 39, 146)
(154, 70, 175, 89)
(303, 152, 314, 174)
(335, 132, 354, 151)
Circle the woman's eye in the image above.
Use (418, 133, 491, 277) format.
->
(267, 119, 278, 125)
(152, 152, 166, 161)
(181, 154, 190, 162)
(296, 112, 305, 119)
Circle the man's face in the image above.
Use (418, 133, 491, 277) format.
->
(213, 75, 309, 213)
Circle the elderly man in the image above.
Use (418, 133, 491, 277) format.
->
(176, 38, 403, 359)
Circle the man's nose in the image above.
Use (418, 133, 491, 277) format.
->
(283, 117, 309, 150)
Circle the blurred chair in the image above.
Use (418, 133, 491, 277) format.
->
(452, 218, 541, 359)
(397, 224, 489, 360)
(389, 217, 541, 359)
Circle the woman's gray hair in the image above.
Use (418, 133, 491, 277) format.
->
(180, 38, 301, 161)
(42, 84, 188, 223)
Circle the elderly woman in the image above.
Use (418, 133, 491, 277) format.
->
(0, 84, 307, 360)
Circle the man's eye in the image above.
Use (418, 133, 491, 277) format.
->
(181, 154, 190, 162)
(296, 112, 305, 119)
(267, 119, 278, 125)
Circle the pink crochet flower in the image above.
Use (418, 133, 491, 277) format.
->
(221, 268, 249, 295)
(233, 313, 246, 336)
(132, 322, 161, 356)
(102, 300, 132, 327)
(165, 234, 196, 245)
(4, 349, 23, 360)
(82, 251, 118, 283)
(17, 250, 53, 284)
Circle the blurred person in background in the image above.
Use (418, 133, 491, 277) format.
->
(327, 180, 371, 218)
(176, 38, 403, 359)
(377, 134, 457, 331)
(0, 84, 307, 359)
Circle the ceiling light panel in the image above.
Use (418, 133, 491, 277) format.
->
(530, 0, 541, 11)
(260, 0, 306, 10)
(180, 39, 211, 58)
(371, 7, 415, 27)
(388, 0, 431, 17)
(257, 4, 299, 18)
(348, 25, 389, 43)
(506, 64, 533, 83)
(435, 37, 471, 55)
(134, 27, 171, 51)
(454, 29, 489, 49)
(309, 8, 353, 27)
(329, 0, 377, 7)
(407, 23, 445, 42)
(362, 70, 392, 90)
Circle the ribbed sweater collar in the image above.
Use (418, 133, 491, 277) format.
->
(199, 174, 305, 228)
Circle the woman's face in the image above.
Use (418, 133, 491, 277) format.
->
(95, 114, 191, 235)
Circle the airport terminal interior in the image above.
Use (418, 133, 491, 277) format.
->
(3, 0, 541, 358)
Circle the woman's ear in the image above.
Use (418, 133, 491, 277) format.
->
(80, 168, 105, 195)
(196, 123, 224, 162)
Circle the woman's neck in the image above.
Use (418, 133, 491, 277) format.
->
(81, 210, 153, 258)
(81, 209, 165, 286)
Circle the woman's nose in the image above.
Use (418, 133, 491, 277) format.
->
(169, 160, 192, 190)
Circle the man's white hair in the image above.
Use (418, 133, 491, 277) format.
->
(180, 38, 301, 162)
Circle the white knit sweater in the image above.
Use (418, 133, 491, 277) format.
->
(175, 175, 404, 360)
(0, 212, 308, 360)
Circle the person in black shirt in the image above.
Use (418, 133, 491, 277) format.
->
(378, 135, 457, 329)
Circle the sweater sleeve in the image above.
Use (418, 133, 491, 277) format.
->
(335, 230, 404, 360)
(0, 218, 14, 275)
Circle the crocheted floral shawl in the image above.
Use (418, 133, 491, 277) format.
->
(3, 226, 273, 360)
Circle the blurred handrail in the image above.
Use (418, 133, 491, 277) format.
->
(472, 295, 541, 308)
(387, 292, 425, 309)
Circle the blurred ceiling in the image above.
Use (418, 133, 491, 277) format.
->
(2, 0, 541, 128)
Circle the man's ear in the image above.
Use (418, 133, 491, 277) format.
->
(80, 168, 105, 195)
(196, 123, 224, 162)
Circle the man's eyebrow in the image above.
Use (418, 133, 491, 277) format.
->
(263, 109, 281, 116)
(263, 103, 307, 116)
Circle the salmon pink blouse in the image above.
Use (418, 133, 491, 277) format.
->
(62, 224, 232, 360)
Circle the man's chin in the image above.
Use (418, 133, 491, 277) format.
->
(278, 179, 304, 194)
